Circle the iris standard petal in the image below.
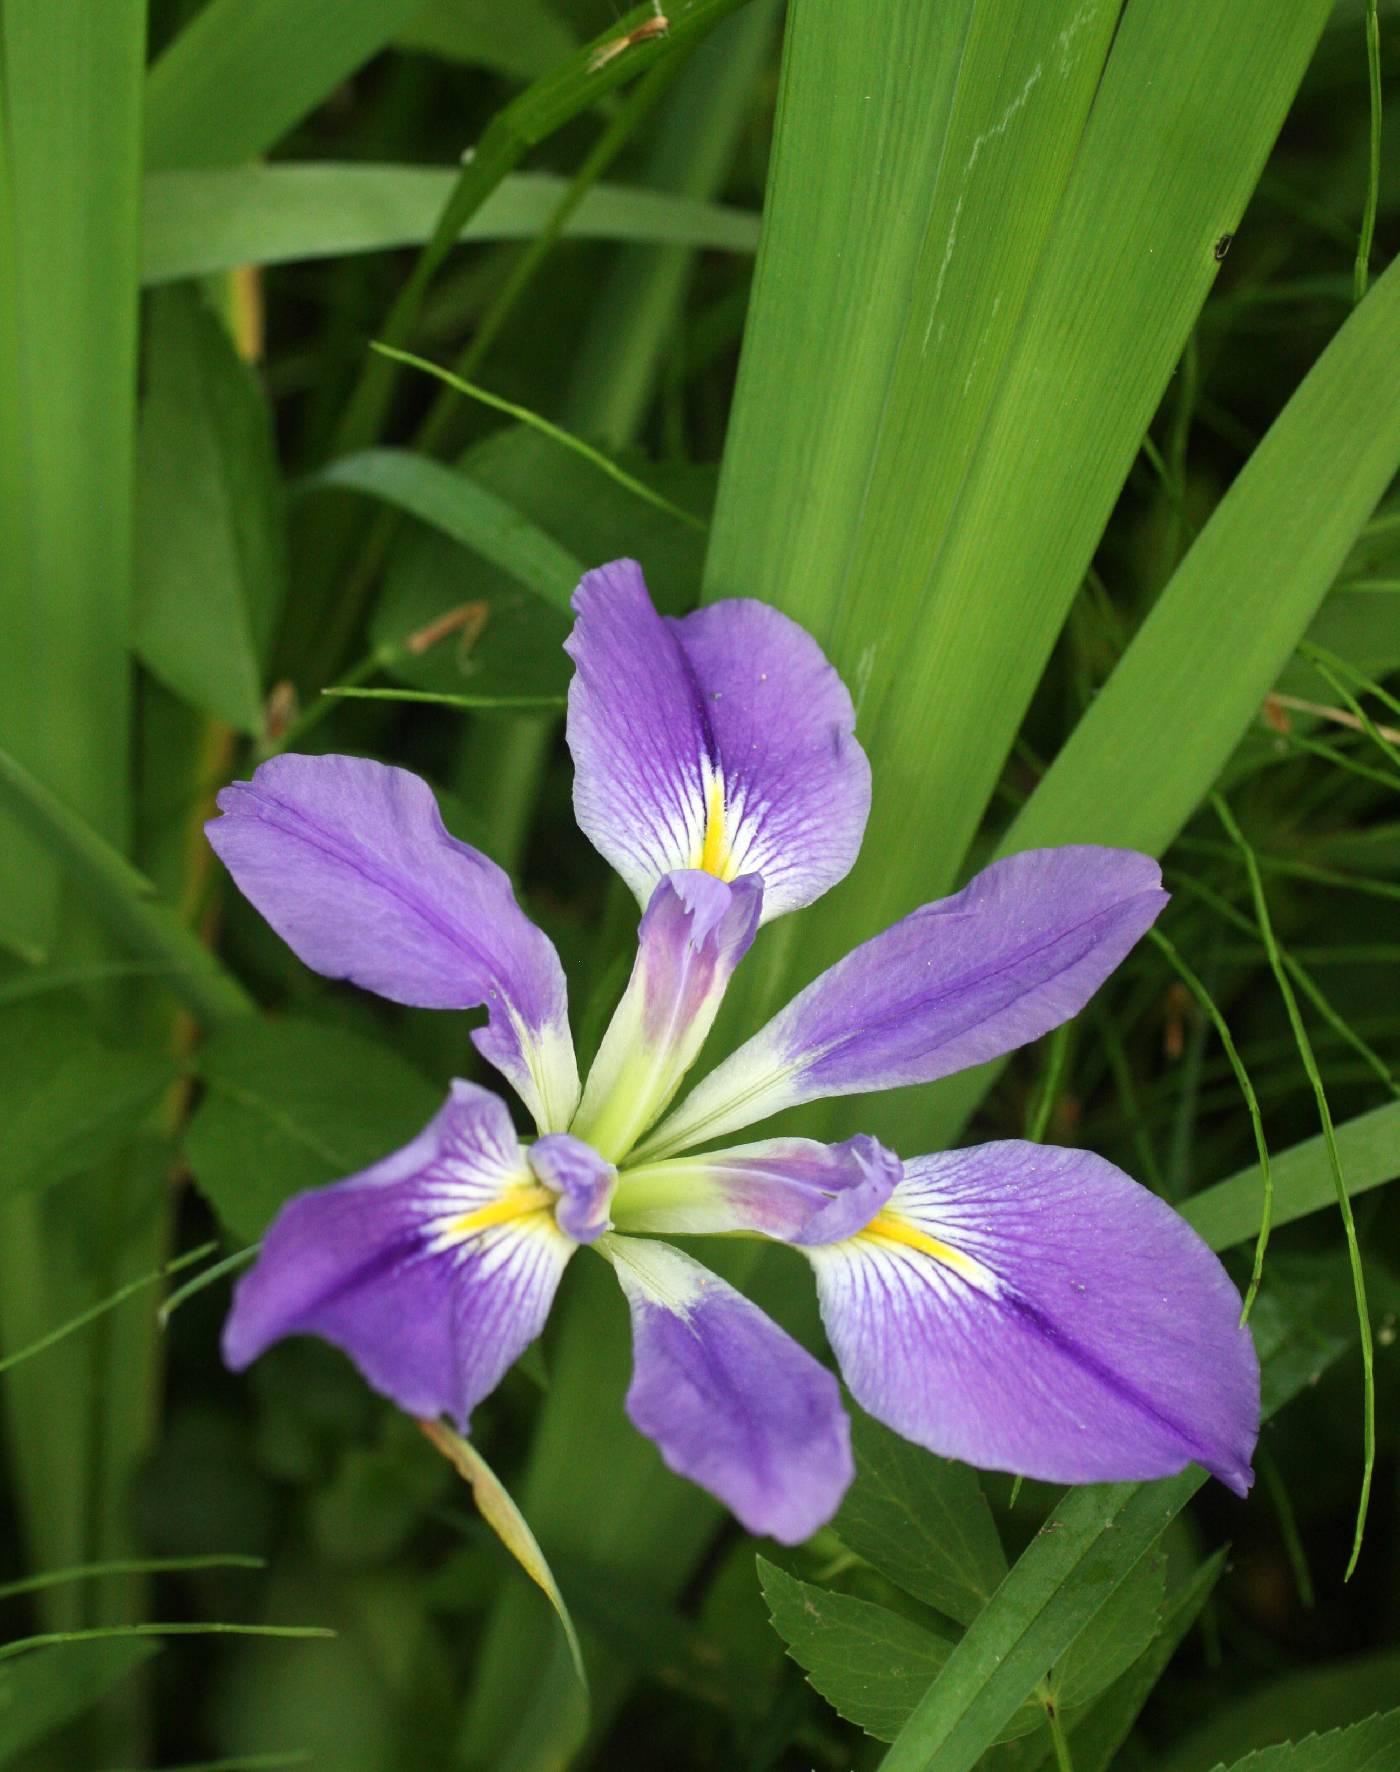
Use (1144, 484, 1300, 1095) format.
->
(564, 559, 870, 924)
(223, 1082, 574, 1430)
(640, 847, 1167, 1156)
(613, 1135, 899, 1244)
(207, 753, 579, 1131)
(570, 870, 762, 1161)
(602, 1235, 853, 1542)
(806, 1143, 1259, 1495)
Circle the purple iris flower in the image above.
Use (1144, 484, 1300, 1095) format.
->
(208, 558, 1259, 1544)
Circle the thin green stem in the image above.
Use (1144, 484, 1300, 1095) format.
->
(1355, 0, 1382, 302)
(0, 1244, 216, 1376)
(0, 1623, 334, 1665)
(1147, 926, 1272, 1318)
(372, 343, 707, 532)
(1211, 794, 1374, 1577)
(0, 1555, 265, 1602)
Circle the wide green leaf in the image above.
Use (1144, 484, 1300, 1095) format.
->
(0, 1003, 175, 1206)
(134, 286, 285, 733)
(0, 1638, 157, 1767)
(831, 1412, 1006, 1628)
(144, 0, 429, 171)
(184, 1017, 443, 1240)
(395, 0, 576, 79)
(141, 167, 761, 286)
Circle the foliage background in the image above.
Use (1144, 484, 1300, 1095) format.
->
(1, 1, 1399, 1768)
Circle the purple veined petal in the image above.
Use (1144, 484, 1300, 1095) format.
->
(206, 753, 579, 1131)
(806, 1142, 1260, 1495)
(570, 870, 762, 1161)
(564, 559, 870, 925)
(602, 1234, 853, 1542)
(639, 847, 1168, 1157)
(613, 1134, 899, 1245)
(223, 1081, 575, 1431)
(527, 1133, 615, 1244)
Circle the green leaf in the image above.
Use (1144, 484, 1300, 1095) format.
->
(396, 0, 576, 78)
(185, 1017, 443, 1240)
(371, 424, 710, 705)
(140, 166, 761, 287)
(0, 1638, 157, 1767)
(1059, 1550, 1227, 1772)
(0, 1002, 175, 1205)
(759, 1558, 1043, 1746)
(134, 286, 285, 733)
(1211, 1710, 1400, 1772)
(832, 1411, 1006, 1628)
(0, 745, 253, 1034)
(757, 1557, 952, 1743)
(1162, 1652, 1400, 1772)
(144, 0, 430, 171)
(1049, 1546, 1165, 1710)
(1183, 1099, 1400, 1252)
(306, 450, 583, 613)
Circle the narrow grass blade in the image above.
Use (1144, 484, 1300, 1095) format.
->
(0, 1625, 334, 1667)
(421, 1420, 588, 1694)
(304, 449, 583, 608)
(141, 167, 760, 286)
(323, 687, 566, 710)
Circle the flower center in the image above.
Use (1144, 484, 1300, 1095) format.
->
(448, 1183, 556, 1240)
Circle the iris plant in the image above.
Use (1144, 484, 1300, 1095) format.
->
(209, 560, 1259, 1543)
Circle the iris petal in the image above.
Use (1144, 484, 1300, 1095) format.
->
(223, 1082, 574, 1431)
(603, 1235, 853, 1542)
(564, 559, 870, 924)
(807, 1143, 1259, 1494)
(641, 847, 1167, 1157)
(207, 754, 579, 1131)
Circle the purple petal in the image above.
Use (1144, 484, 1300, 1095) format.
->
(614, 1135, 899, 1245)
(565, 559, 870, 924)
(643, 847, 1167, 1155)
(807, 1143, 1259, 1495)
(528, 1133, 615, 1244)
(206, 754, 579, 1130)
(572, 869, 763, 1160)
(605, 1236, 853, 1541)
(223, 1082, 573, 1430)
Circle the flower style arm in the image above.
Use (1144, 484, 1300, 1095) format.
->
(565, 559, 870, 923)
(639, 846, 1169, 1157)
(571, 869, 763, 1162)
(207, 753, 580, 1132)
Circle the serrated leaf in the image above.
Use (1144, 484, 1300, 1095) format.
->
(184, 1017, 442, 1240)
(1212, 1710, 1400, 1772)
(759, 1558, 1042, 1746)
(134, 285, 285, 733)
(758, 1556, 952, 1743)
(0, 1001, 176, 1203)
(833, 1411, 1006, 1627)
